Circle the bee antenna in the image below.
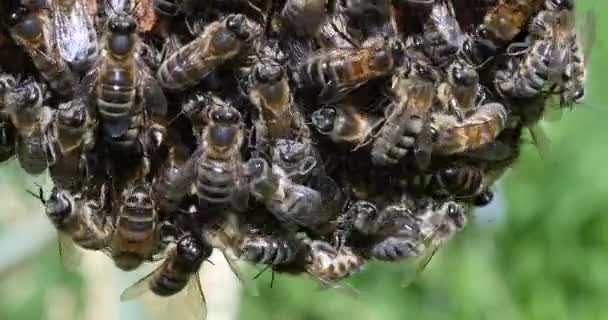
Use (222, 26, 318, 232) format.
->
(25, 182, 45, 204)
(253, 264, 272, 280)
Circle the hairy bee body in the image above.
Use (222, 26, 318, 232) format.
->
(311, 105, 377, 146)
(157, 14, 255, 91)
(51, 0, 99, 71)
(48, 99, 96, 192)
(195, 104, 247, 208)
(8, 9, 76, 96)
(306, 240, 366, 285)
(280, 0, 327, 37)
(437, 59, 481, 117)
(6, 78, 53, 175)
(293, 38, 405, 103)
(111, 184, 159, 271)
(433, 102, 508, 155)
(243, 157, 326, 229)
(371, 59, 439, 168)
(44, 187, 112, 251)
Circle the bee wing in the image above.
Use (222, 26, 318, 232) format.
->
(53, 0, 93, 64)
(57, 232, 83, 272)
(401, 243, 439, 287)
(120, 268, 156, 301)
(180, 273, 207, 320)
(137, 59, 168, 118)
(528, 125, 551, 159)
(413, 118, 433, 170)
(543, 92, 563, 122)
(222, 251, 260, 297)
(581, 9, 596, 67)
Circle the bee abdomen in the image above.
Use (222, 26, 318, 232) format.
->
(157, 47, 204, 90)
(16, 134, 50, 175)
(150, 272, 189, 297)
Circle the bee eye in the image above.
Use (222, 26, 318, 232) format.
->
(13, 13, 42, 40)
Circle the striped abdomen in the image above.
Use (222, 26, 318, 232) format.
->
(196, 157, 238, 204)
(97, 64, 137, 134)
(434, 102, 507, 155)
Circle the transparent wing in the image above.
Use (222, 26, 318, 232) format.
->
(53, 0, 92, 64)
(223, 251, 260, 297)
(401, 241, 438, 287)
(120, 269, 155, 301)
(580, 9, 596, 66)
(181, 273, 207, 320)
(58, 232, 83, 272)
(137, 58, 168, 118)
(528, 125, 551, 159)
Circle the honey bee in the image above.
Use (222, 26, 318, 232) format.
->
(240, 233, 302, 267)
(0, 114, 15, 162)
(371, 57, 439, 169)
(110, 182, 160, 271)
(120, 234, 212, 320)
(411, 165, 493, 200)
(408, 199, 467, 278)
(5, 77, 54, 175)
(416, 0, 466, 65)
(248, 59, 301, 148)
(311, 105, 379, 147)
(269, 138, 318, 184)
(432, 102, 508, 155)
(153, 141, 193, 214)
(50, 0, 99, 72)
(29, 185, 112, 270)
(7, 6, 77, 96)
(476, 0, 544, 46)
(292, 36, 406, 103)
(437, 59, 483, 119)
(280, 0, 327, 37)
(157, 13, 256, 91)
(83, 9, 167, 155)
(305, 240, 367, 286)
(48, 97, 97, 192)
(242, 157, 328, 229)
(192, 103, 248, 210)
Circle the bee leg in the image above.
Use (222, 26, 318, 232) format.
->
(368, 235, 419, 261)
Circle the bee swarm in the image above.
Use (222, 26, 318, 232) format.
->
(0, 0, 586, 314)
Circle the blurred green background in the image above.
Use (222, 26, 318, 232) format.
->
(1, 1, 607, 319)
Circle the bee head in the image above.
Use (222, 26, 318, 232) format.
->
(311, 107, 337, 134)
(242, 158, 268, 180)
(45, 188, 73, 228)
(208, 106, 241, 146)
(57, 101, 86, 128)
(226, 14, 252, 40)
(210, 106, 241, 125)
(444, 202, 466, 229)
(108, 15, 137, 56)
(0, 75, 17, 96)
(450, 60, 478, 87)
(124, 185, 154, 211)
(253, 62, 283, 84)
(176, 235, 210, 269)
(413, 61, 438, 82)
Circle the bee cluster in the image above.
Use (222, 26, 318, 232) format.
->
(0, 0, 589, 316)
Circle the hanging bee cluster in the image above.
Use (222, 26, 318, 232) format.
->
(0, 0, 591, 317)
